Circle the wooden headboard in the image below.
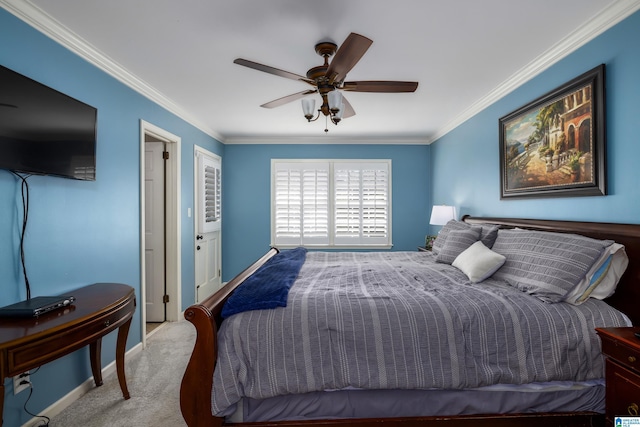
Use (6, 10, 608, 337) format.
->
(462, 216, 640, 326)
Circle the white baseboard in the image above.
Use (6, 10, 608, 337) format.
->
(21, 342, 144, 427)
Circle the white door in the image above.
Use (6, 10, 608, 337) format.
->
(145, 141, 166, 321)
(194, 148, 222, 303)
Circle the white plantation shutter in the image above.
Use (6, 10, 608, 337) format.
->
(302, 167, 329, 242)
(362, 167, 389, 239)
(274, 167, 301, 243)
(205, 164, 221, 222)
(272, 160, 390, 247)
(334, 162, 389, 245)
(198, 153, 221, 233)
(273, 162, 329, 246)
(334, 168, 361, 239)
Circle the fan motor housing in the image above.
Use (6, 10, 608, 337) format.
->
(306, 65, 328, 82)
(307, 42, 337, 82)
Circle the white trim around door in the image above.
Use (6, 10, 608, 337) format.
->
(139, 120, 181, 347)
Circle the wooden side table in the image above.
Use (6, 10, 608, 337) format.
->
(0, 283, 136, 425)
(595, 327, 640, 426)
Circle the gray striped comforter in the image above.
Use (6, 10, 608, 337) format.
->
(211, 251, 630, 414)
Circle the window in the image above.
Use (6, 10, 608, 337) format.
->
(272, 160, 391, 248)
(197, 151, 221, 233)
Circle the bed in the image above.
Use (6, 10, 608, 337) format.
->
(180, 216, 640, 427)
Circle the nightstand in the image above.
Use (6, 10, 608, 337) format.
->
(595, 327, 640, 425)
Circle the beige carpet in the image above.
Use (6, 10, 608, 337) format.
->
(50, 320, 195, 427)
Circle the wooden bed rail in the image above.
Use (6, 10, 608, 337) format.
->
(180, 248, 279, 427)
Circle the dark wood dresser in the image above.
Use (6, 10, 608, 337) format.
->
(596, 327, 640, 426)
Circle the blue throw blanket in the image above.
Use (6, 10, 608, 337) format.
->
(221, 247, 307, 318)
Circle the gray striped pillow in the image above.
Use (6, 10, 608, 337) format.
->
(491, 229, 613, 303)
(433, 221, 500, 255)
(432, 220, 469, 255)
(435, 227, 481, 264)
(479, 224, 500, 249)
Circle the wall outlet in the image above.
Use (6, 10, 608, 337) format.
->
(13, 371, 30, 394)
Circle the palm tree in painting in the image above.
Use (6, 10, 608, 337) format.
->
(535, 100, 565, 148)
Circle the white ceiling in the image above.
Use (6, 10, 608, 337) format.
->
(4, 0, 638, 144)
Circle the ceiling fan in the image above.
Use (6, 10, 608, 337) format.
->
(234, 32, 419, 132)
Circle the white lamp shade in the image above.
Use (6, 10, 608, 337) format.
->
(429, 205, 457, 225)
(301, 98, 316, 116)
(328, 90, 342, 110)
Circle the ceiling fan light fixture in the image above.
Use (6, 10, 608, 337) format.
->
(327, 90, 342, 114)
(235, 32, 418, 133)
(325, 104, 344, 126)
(301, 98, 316, 121)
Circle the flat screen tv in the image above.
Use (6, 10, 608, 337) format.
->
(0, 64, 97, 180)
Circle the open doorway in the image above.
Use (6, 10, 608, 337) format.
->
(140, 121, 181, 344)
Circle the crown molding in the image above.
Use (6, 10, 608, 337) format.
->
(427, 0, 640, 144)
(0, 0, 226, 143)
(224, 135, 429, 145)
(3, 0, 638, 146)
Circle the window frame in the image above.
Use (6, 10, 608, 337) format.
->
(271, 159, 392, 249)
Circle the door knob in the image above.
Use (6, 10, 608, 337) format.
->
(196, 235, 203, 240)
(196, 246, 201, 250)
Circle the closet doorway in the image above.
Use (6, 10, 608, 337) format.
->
(140, 121, 181, 343)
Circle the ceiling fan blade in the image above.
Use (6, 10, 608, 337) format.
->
(342, 81, 418, 93)
(340, 95, 356, 118)
(234, 58, 315, 85)
(325, 33, 373, 84)
(260, 89, 317, 109)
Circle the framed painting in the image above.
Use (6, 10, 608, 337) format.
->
(499, 64, 606, 199)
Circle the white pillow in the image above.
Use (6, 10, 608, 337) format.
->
(452, 241, 506, 283)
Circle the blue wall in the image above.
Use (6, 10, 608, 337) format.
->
(0, 9, 222, 426)
(431, 10, 640, 228)
(3, 3, 639, 426)
(222, 144, 431, 279)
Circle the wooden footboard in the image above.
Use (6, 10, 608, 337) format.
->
(179, 215, 640, 426)
(180, 248, 279, 427)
